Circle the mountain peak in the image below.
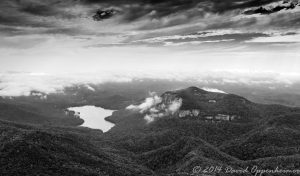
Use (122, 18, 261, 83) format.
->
(176, 86, 208, 94)
(162, 86, 207, 98)
(185, 86, 207, 93)
(127, 86, 257, 123)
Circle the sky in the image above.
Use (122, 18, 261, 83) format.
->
(0, 0, 300, 96)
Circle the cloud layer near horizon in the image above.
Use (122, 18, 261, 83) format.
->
(1, 71, 300, 97)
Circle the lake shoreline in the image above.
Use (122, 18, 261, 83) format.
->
(68, 106, 115, 132)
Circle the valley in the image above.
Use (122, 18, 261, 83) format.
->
(0, 85, 300, 176)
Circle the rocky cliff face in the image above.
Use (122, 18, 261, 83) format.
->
(127, 86, 249, 123)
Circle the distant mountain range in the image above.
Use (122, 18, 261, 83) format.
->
(1, 86, 300, 175)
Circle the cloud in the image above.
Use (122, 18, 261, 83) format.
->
(126, 91, 183, 123)
(81, 0, 282, 20)
(126, 92, 162, 113)
(20, 3, 77, 19)
(93, 9, 118, 21)
(0, 0, 294, 35)
(243, 1, 298, 15)
(131, 30, 271, 46)
(126, 92, 175, 123)
(0, 0, 299, 51)
(0, 1, 299, 105)
(0, 70, 300, 99)
(246, 33, 300, 43)
(0, 72, 133, 97)
(146, 99, 183, 123)
(202, 87, 227, 94)
(142, 97, 182, 123)
(163, 39, 235, 46)
(167, 98, 183, 114)
(85, 84, 95, 91)
(144, 114, 155, 123)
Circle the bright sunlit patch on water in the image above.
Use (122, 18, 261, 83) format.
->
(68, 106, 115, 132)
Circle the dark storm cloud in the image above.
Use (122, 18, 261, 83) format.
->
(0, 26, 26, 36)
(268, 11, 300, 29)
(93, 9, 118, 21)
(0, 15, 56, 29)
(85, 0, 283, 23)
(0, 0, 290, 30)
(85, 0, 297, 34)
(20, 3, 77, 19)
(0, 0, 299, 48)
(83, 0, 281, 13)
(0, 1, 91, 37)
(243, 1, 298, 15)
(21, 4, 63, 17)
(84, 0, 207, 23)
(283, 32, 298, 35)
(0, 1, 61, 28)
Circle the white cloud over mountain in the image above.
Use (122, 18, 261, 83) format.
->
(126, 92, 183, 123)
(202, 87, 227, 94)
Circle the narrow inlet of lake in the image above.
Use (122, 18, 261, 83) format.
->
(68, 106, 115, 132)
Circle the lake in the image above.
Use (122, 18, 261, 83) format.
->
(68, 106, 115, 132)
